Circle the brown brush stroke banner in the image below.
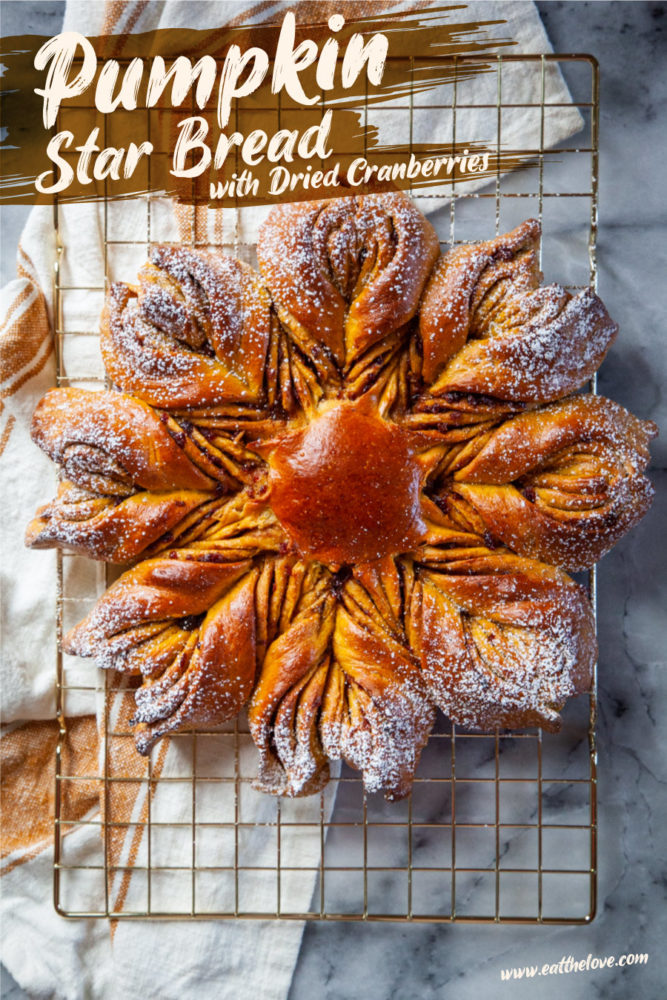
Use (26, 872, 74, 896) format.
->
(0, 7, 523, 207)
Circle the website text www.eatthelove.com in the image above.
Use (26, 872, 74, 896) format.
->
(500, 951, 649, 981)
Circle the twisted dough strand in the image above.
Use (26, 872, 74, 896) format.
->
(258, 192, 439, 373)
(410, 552, 596, 732)
(419, 220, 618, 403)
(102, 246, 271, 408)
(446, 395, 657, 570)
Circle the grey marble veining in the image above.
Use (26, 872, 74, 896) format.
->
(289, 4, 667, 999)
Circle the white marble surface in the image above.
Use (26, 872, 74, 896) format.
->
(1, 3, 665, 999)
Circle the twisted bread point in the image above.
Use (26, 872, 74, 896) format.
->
(102, 246, 271, 408)
(248, 570, 435, 800)
(25, 480, 211, 562)
(132, 570, 259, 754)
(419, 220, 618, 401)
(419, 219, 540, 383)
(249, 587, 336, 797)
(61, 494, 287, 751)
(64, 557, 256, 752)
(257, 192, 439, 371)
(409, 552, 596, 732)
(64, 558, 252, 665)
(446, 395, 657, 570)
(30, 388, 217, 493)
(322, 586, 435, 800)
(26, 388, 271, 560)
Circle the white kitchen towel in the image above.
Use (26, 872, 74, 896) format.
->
(0, 3, 582, 999)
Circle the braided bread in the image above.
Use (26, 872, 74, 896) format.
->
(27, 193, 656, 799)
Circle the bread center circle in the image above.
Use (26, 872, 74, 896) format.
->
(268, 402, 426, 567)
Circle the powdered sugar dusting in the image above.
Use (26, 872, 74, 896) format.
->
(27, 200, 657, 800)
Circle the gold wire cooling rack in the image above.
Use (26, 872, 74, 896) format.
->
(52, 53, 599, 921)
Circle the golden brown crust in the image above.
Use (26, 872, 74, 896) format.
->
(429, 287, 618, 403)
(324, 589, 435, 799)
(418, 219, 618, 403)
(419, 219, 542, 384)
(257, 192, 439, 370)
(249, 590, 336, 797)
(25, 480, 212, 563)
(267, 402, 426, 566)
(63, 557, 252, 659)
(410, 553, 596, 732)
(133, 570, 260, 753)
(446, 395, 657, 570)
(101, 246, 271, 409)
(26, 200, 657, 799)
(30, 388, 218, 493)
